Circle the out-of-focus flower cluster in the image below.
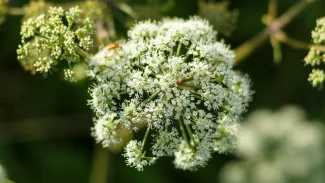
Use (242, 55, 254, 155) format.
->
(88, 17, 252, 171)
(0, 0, 9, 24)
(305, 17, 325, 88)
(0, 164, 6, 183)
(220, 106, 325, 183)
(17, 6, 94, 81)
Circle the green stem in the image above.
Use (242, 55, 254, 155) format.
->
(169, 47, 174, 56)
(119, 91, 129, 96)
(178, 85, 198, 92)
(270, 36, 282, 63)
(211, 76, 223, 83)
(275, 0, 311, 29)
(268, 0, 278, 20)
(275, 31, 325, 51)
(184, 52, 191, 62)
(75, 47, 90, 59)
(178, 118, 189, 144)
(89, 144, 109, 183)
(134, 64, 157, 77)
(142, 92, 159, 106)
(183, 117, 198, 146)
(140, 125, 151, 153)
(181, 82, 201, 89)
(188, 90, 203, 100)
(176, 43, 182, 56)
(7, 7, 25, 16)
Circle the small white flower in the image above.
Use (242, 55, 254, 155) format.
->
(123, 140, 156, 171)
(91, 113, 122, 148)
(174, 140, 211, 171)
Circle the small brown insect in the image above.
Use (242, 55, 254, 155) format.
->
(105, 43, 121, 50)
(176, 79, 185, 85)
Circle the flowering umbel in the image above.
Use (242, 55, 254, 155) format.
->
(305, 17, 325, 88)
(17, 6, 94, 81)
(88, 17, 252, 171)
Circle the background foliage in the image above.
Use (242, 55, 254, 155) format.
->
(1, 0, 325, 182)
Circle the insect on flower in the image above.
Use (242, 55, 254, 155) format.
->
(105, 43, 122, 50)
(176, 79, 185, 85)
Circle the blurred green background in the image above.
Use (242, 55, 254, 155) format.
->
(1, 0, 325, 182)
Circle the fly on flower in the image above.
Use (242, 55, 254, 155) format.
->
(176, 79, 185, 85)
(106, 43, 122, 50)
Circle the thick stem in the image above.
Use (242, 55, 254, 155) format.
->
(270, 36, 282, 63)
(89, 144, 109, 183)
(268, 0, 278, 19)
(268, 0, 282, 63)
(275, 31, 325, 52)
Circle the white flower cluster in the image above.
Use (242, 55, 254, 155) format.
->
(17, 6, 94, 80)
(123, 140, 157, 171)
(305, 17, 325, 87)
(220, 106, 325, 183)
(88, 17, 252, 171)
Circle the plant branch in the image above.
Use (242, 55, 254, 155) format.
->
(275, 31, 325, 52)
(7, 7, 25, 16)
(75, 46, 91, 59)
(140, 125, 151, 153)
(268, 0, 277, 20)
(89, 144, 110, 183)
(235, 0, 316, 63)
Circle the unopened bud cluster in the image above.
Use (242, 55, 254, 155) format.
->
(305, 17, 325, 87)
(17, 6, 94, 81)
